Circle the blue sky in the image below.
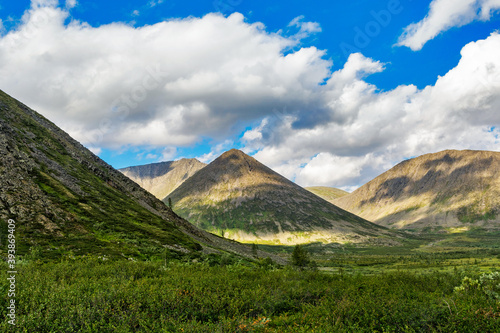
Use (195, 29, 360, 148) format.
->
(3, 0, 498, 89)
(1, 0, 500, 190)
(2, 0, 497, 88)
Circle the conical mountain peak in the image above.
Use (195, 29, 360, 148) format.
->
(212, 149, 252, 166)
(220, 148, 247, 158)
(206, 149, 281, 180)
(167, 149, 392, 245)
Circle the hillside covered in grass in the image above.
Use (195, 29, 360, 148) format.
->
(0, 90, 279, 262)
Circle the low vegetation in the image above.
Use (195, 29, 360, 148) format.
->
(1, 245, 500, 332)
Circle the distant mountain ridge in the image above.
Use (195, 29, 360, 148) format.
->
(120, 159, 206, 200)
(306, 187, 349, 203)
(167, 149, 394, 245)
(335, 149, 500, 230)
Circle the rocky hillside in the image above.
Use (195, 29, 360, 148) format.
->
(0, 90, 284, 263)
(167, 149, 393, 245)
(306, 187, 349, 203)
(335, 150, 500, 230)
(120, 159, 206, 200)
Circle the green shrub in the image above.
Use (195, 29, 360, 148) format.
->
(455, 271, 500, 301)
(291, 245, 310, 268)
(1, 259, 499, 331)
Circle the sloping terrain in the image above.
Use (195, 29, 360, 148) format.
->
(335, 150, 500, 230)
(120, 159, 206, 200)
(167, 149, 393, 245)
(306, 186, 349, 203)
(0, 90, 282, 262)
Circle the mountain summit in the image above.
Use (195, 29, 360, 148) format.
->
(335, 149, 500, 230)
(167, 149, 391, 245)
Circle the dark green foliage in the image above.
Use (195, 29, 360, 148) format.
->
(1, 259, 499, 332)
(292, 245, 310, 268)
(258, 257, 275, 269)
(168, 197, 172, 209)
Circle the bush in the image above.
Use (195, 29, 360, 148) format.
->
(291, 245, 310, 268)
(455, 271, 500, 301)
(258, 257, 275, 270)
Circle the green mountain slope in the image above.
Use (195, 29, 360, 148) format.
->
(306, 186, 349, 203)
(167, 149, 394, 245)
(0, 90, 281, 262)
(334, 150, 500, 230)
(120, 159, 206, 200)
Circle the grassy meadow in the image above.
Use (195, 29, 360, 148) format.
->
(1, 229, 500, 332)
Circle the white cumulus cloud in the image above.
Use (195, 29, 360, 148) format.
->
(0, 3, 329, 151)
(398, 0, 500, 50)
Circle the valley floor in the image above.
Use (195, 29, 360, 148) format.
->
(1, 244, 500, 332)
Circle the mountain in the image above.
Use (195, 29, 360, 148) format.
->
(120, 159, 206, 200)
(334, 149, 500, 230)
(306, 187, 349, 203)
(0, 90, 283, 263)
(167, 149, 393, 245)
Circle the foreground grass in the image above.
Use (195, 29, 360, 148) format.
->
(1, 258, 499, 332)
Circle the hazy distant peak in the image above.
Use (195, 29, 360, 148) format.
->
(120, 158, 206, 200)
(306, 187, 349, 203)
